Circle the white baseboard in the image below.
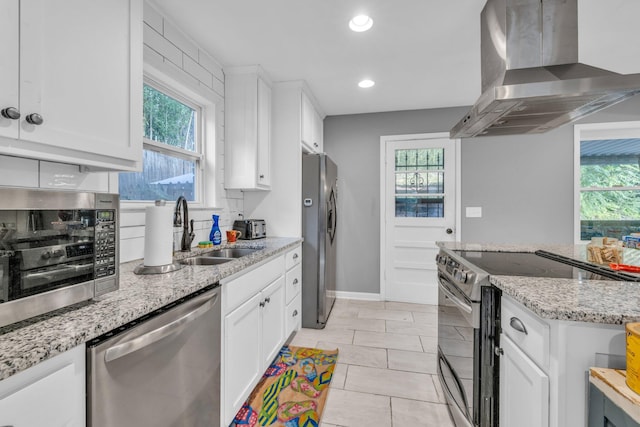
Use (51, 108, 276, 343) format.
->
(334, 291, 382, 301)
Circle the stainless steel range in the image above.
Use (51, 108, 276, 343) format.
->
(435, 247, 640, 427)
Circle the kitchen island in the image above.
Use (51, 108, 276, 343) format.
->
(439, 241, 640, 427)
(0, 237, 301, 381)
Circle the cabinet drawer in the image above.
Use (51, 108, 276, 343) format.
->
(285, 263, 301, 304)
(285, 245, 301, 270)
(286, 293, 302, 337)
(501, 295, 550, 371)
(224, 255, 285, 314)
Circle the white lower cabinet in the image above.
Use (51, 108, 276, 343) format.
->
(0, 345, 85, 427)
(500, 334, 549, 427)
(500, 294, 626, 427)
(222, 254, 287, 426)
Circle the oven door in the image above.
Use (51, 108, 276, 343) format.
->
(437, 272, 478, 427)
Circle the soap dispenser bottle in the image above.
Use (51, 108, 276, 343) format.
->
(210, 215, 222, 245)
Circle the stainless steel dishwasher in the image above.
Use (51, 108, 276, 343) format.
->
(87, 284, 221, 427)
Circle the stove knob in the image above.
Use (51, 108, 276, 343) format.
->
(454, 269, 468, 283)
(41, 251, 52, 259)
(52, 249, 64, 257)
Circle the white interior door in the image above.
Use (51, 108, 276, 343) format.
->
(381, 134, 458, 304)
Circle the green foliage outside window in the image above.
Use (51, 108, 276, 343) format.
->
(580, 163, 640, 220)
(143, 84, 196, 151)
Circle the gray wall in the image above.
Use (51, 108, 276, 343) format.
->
(323, 107, 467, 295)
(324, 97, 640, 295)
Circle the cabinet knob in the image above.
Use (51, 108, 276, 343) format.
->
(1, 107, 20, 120)
(446, 228, 453, 235)
(259, 300, 266, 308)
(313, 143, 318, 148)
(259, 174, 265, 179)
(292, 309, 298, 317)
(293, 253, 299, 259)
(293, 278, 298, 285)
(25, 113, 44, 125)
(265, 297, 271, 304)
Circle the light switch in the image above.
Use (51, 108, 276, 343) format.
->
(466, 207, 482, 218)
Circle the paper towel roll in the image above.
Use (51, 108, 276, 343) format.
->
(143, 203, 174, 266)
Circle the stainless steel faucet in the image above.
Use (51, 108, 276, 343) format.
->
(174, 196, 195, 251)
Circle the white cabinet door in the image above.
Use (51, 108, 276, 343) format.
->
(18, 0, 141, 168)
(261, 276, 285, 369)
(257, 77, 272, 188)
(0, 345, 85, 427)
(0, 0, 19, 140)
(224, 66, 271, 190)
(500, 335, 549, 427)
(224, 292, 263, 424)
(312, 108, 323, 153)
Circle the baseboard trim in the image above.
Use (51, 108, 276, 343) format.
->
(334, 291, 382, 301)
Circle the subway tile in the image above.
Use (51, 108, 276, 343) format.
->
(143, 23, 182, 66)
(143, 2, 163, 33)
(184, 54, 214, 88)
(198, 49, 224, 81)
(163, 20, 199, 60)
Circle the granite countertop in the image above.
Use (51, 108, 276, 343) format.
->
(0, 237, 301, 381)
(439, 242, 640, 325)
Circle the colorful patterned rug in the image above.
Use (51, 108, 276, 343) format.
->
(230, 345, 339, 427)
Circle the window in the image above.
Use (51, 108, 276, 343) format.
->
(575, 122, 640, 242)
(119, 81, 202, 202)
(394, 148, 445, 217)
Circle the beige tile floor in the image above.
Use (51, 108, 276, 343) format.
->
(289, 299, 455, 427)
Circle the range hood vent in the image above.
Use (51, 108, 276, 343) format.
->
(451, 0, 640, 138)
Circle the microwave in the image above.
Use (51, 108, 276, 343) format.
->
(0, 188, 119, 327)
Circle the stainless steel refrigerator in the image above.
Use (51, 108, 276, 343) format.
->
(302, 153, 337, 329)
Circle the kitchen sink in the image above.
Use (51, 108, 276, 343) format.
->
(203, 248, 261, 258)
(179, 257, 233, 266)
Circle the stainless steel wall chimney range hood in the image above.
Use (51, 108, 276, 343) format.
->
(450, 0, 640, 138)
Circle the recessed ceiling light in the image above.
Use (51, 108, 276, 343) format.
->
(358, 79, 375, 88)
(349, 15, 373, 32)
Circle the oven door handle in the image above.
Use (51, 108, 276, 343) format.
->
(104, 292, 219, 363)
(438, 275, 472, 314)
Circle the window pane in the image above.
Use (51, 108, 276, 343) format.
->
(119, 150, 196, 201)
(394, 148, 444, 172)
(395, 196, 444, 217)
(143, 84, 196, 151)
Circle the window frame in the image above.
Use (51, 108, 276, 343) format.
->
(118, 65, 220, 210)
(573, 121, 640, 243)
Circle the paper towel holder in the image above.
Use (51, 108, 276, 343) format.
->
(134, 200, 184, 275)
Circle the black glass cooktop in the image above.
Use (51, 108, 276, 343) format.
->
(455, 250, 640, 282)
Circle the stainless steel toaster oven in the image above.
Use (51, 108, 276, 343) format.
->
(0, 188, 119, 327)
(233, 219, 266, 240)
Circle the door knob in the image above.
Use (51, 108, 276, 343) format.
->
(446, 228, 453, 234)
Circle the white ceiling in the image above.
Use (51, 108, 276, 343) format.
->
(148, 0, 485, 116)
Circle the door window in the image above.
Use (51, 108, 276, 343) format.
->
(394, 148, 445, 217)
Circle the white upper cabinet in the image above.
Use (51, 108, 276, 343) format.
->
(224, 66, 272, 191)
(0, 0, 143, 171)
(301, 91, 324, 153)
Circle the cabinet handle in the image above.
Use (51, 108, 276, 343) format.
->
(265, 297, 271, 304)
(259, 174, 265, 179)
(1, 107, 20, 120)
(509, 317, 528, 335)
(292, 309, 298, 317)
(313, 143, 318, 148)
(293, 278, 299, 285)
(25, 113, 44, 125)
(259, 300, 266, 308)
